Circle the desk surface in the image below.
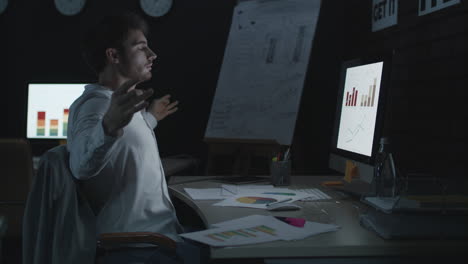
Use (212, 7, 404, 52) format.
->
(169, 176, 468, 260)
(0, 216, 6, 237)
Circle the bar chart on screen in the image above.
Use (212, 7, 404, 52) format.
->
(337, 62, 383, 157)
(34, 110, 69, 137)
(27, 84, 85, 139)
(345, 79, 378, 108)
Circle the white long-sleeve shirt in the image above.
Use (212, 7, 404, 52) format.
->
(67, 84, 182, 242)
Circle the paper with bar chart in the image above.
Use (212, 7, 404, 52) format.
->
(181, 215, 292, 246)
(337, 62, 383, 157)
(27, 84, 85, 139)
(181, 215, 340, 246)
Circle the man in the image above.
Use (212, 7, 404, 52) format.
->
(67, 12, 186, 262)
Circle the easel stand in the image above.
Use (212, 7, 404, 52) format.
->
(204, 138, 281, 177)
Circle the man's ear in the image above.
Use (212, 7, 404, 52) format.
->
(105, 48, 119, 64)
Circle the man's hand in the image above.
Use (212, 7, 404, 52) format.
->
(148, 94, 179, 121)
(102, 79, 154, 137)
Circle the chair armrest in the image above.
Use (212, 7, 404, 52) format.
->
(162, 157, 199, 176)
(98, 232, 177, 251)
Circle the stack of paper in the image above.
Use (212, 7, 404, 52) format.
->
(295, 188, 331, 201)
(180, 215, 339, 247)
(183, 188, 224, 200)
(184, 184, 330, 209)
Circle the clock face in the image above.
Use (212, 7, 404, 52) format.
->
(0, 0, 8, 15)
(140, 0, 173, 17)
(54, 0, 86, 16)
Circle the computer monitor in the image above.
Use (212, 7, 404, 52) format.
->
(26, 83, 86, 139)
(329, 56, 391, 183)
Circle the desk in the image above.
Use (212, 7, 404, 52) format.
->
(161, 157, 198, 176)
(0, 215, 6, 262)
(169, 176, 468, 261)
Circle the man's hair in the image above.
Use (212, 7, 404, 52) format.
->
(82, 12, 149, 74)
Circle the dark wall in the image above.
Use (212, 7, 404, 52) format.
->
(1, 0, 466, 177)
(1, 0, 236, 160)
(341, 0, 467, 179)
(0, 0, 344, 174)
(292, 0, 345, 174)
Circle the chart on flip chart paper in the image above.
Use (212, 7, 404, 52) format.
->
(336, 62, 383, 157)
(204, 0, 321, 145)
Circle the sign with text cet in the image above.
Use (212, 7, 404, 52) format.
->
(418, 0, 460, 16)
(372, 0, 398, 32)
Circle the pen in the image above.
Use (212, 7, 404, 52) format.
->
(266, 198, 293, 207)
(284, 147, 290, 161)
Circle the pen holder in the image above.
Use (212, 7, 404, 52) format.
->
(270, 160, 291, 186)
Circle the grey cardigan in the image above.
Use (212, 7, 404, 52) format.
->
(22, 145, 96, 264)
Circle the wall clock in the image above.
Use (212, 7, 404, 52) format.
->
(140, 0, 173, 17)
(54, 0, 86, 16)
(0, 0, 8, 15)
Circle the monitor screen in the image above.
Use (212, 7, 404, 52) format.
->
(329, 56, 390, 182)
(26, 83, 86, 139)
(336, 61, 383, 157)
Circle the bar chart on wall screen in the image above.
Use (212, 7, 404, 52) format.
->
(27, 84, 85, 139)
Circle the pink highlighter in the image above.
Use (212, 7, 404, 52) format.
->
(274, 216, 306, 228)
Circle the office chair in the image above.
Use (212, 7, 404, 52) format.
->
(0, 138, 33, 263)
(23, 144, 182, 264)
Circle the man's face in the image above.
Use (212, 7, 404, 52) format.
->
(117, 29, 156, 82)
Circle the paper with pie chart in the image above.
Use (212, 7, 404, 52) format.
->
(213, 192, 310, 209)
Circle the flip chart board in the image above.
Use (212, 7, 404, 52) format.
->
(205, 0, 321, 145)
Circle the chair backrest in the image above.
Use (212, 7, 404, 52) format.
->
(0, 138, 33, 238)
(23, 144, 96, 264)
(23, 145, 182, 264)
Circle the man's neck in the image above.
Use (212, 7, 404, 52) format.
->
(98, 69, 135, 92)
